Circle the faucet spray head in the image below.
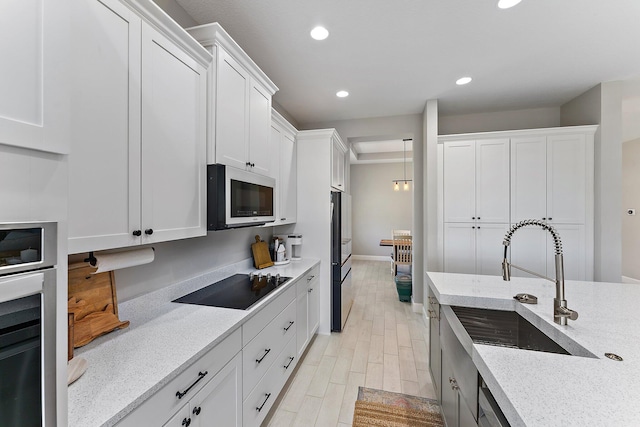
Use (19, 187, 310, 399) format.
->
(502, 259, 511, 281)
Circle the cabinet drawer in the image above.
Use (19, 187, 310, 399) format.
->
(243, 283, 296, 346)
(117, 328, 242, 426)
(296, 264, 319, 295)
(243, 299, 296, 397)
(243, 334, 297, 427)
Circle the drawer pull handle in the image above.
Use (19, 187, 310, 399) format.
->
(308, 288, 313, 293)
(307, 275, 315, 282)
(284, 321, 294, 331)
(256, 393, 271, 412)
(182, 418, 191, 427)
(256, 348, 271, 364)
(132, 229, 142, 236)
(284, 356, 295, 370)
(176, 371, 208, 400)
(192, 406, 201, 416)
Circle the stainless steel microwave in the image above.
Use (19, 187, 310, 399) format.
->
(207, 164, 275, 230)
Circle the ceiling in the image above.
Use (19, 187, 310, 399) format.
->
(175, 0, 640, 128)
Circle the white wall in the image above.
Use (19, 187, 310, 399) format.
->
(69, 226, 270, 302)
(622, 138, 640, 280)
(561, 83, 623, 282)
(350, 163, 413, 256)
(439, 106, 561, 135)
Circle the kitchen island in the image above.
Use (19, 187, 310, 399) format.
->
(68, 258, 320, 427)
(427, 272, 640, 426)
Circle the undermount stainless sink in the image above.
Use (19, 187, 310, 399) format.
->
(451, 306, 571, 355)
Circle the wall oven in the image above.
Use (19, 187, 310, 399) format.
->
(207, 164, 275, 230)
(0, 222, 57, 426)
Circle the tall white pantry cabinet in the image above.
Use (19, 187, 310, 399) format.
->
(440, 125, 597, 281)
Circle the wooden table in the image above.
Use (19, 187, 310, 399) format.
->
(379, 239, 412, 247)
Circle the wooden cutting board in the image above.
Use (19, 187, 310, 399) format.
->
(251, 235, 274, 269)
(68, 262, 130, 348)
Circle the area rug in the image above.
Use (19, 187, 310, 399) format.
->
(352, 387, 444, 427)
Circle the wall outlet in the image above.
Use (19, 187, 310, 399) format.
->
(628, 209, 636, 216)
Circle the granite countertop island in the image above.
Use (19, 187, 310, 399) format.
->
(427, 272, 640, 426)
(68, 258, 320, 427)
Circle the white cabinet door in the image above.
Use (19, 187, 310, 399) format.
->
(191, 353, 242, 427)
(163, 405, 190, 427)
(476, 223, 509, 276)
(443, 223, 476, 274)
(296, 289, 308, 357)
(511, 136, 547, 222)
(331, 139, 345, 191)
(547, 134, 587, 224)
(279, 131, 297, 223)
(476, 138, 510, 224)
(0, 0, 69, 154)
(443, 141, 475, 223)
(308, 276, 320, 335)
(140, 23, 207, 244)
(248, 80, 272, 176)
(68, 0, 142, 254)
(216, 48, 249, 170)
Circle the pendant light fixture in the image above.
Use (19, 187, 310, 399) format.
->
(392, 138, 413, 191)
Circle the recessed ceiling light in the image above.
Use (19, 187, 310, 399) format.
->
(336, 90, 349, 98)
(310, 26, 329, 40)
(498, 0, 522, 9)
(456, 77, 472, 85)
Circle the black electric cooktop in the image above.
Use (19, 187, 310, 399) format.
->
(173, 273, 292, 310)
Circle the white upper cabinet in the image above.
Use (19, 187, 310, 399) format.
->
(511, 131, 591, 224)
(68, 0, 210, 254)
(140, 23, 207, 244)
(187, 23, 278, 177)
(271, 109, 297, 225)
(443, 138, 510, 223)
(331, 135, 347, 191)
(215, 49, 249, 170)
(0, 0, 69, 153)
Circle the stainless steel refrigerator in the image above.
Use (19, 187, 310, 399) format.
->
(331, 191, 353, 332)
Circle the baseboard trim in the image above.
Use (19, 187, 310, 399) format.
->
(622, 275, 640, 284)
(411, 301, 423, 314)
(352, 255, 391, 262)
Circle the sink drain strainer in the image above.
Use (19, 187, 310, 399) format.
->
(605, 353, 623, 361)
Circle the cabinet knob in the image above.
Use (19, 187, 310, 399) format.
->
(281, 218, 287, 221)
(182, 418, 191, 427)
(192, 406, 201, 416)
(132, 230, 142, 236)
(308, 288, 313, 293)
(542, 217, 546, 220)
(472, 217, 475, 220)
(548, 217, 552, 220)
(246, 161, 251, 167)
(477, 217, 481, 220)
(145, 228, 154, 235)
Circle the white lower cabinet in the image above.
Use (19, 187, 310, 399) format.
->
(116, 329, 242, 427)
(164, 352, 242, 427)
(243, 335, 297, 426)
(296, 265, 320, 357)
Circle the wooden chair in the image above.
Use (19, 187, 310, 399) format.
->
(391, 231, 412, 276)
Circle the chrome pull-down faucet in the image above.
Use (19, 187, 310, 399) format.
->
(502, 219, 578, 325)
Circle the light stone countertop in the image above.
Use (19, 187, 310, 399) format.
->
(427, 272, 640, 427)
(68, 258, 320, 427)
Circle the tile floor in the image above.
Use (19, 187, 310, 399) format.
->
(265, 259, 436, 426)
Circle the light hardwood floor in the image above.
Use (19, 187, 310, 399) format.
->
(265, 259, 436, 426)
